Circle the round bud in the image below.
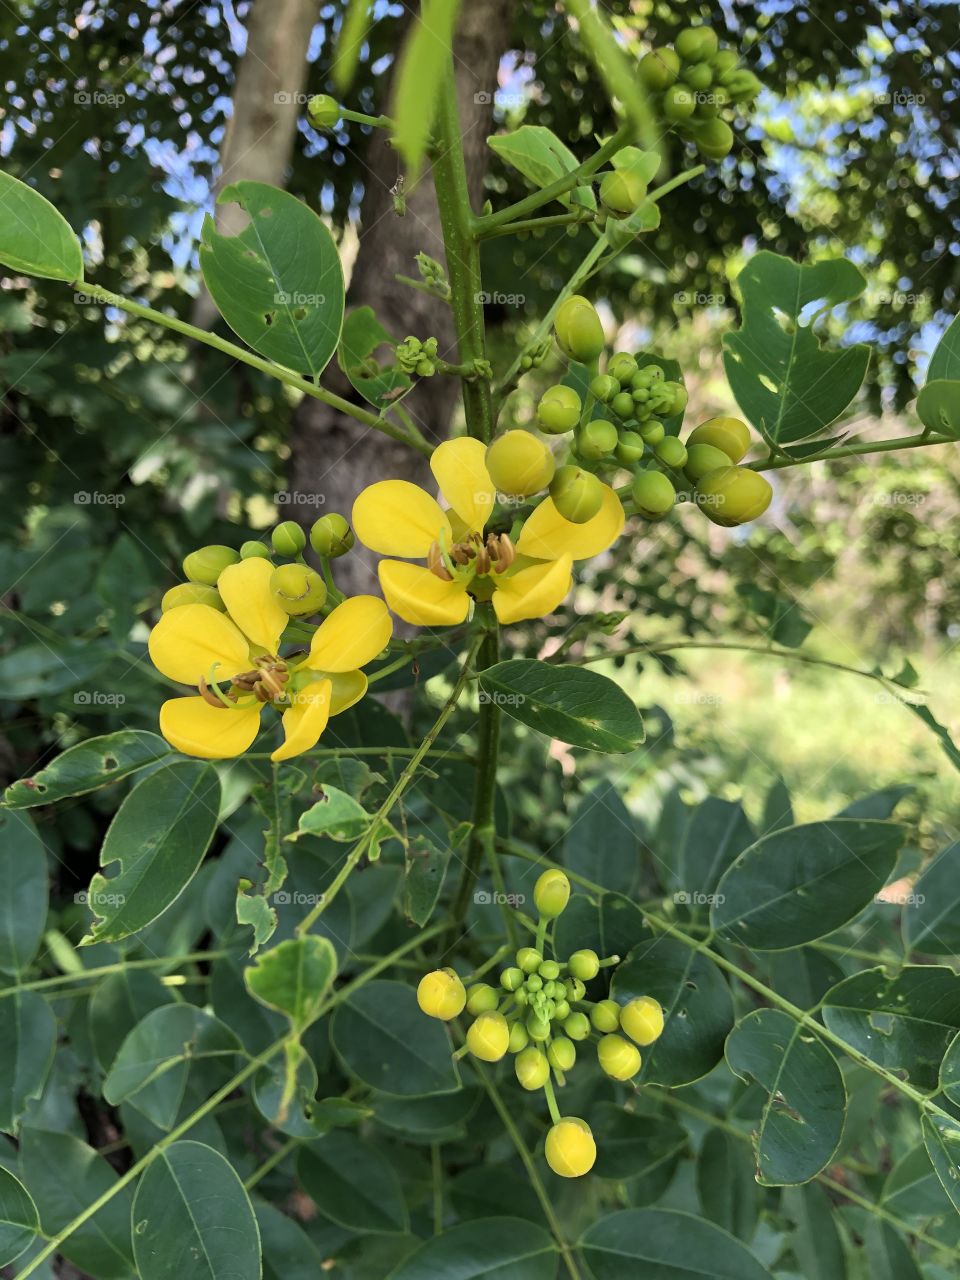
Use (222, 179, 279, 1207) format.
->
(713, 49, 739, 74)
(655, 436, 688, 469)
(693, 117, 734, 160)
(271, 520, 306, 556)
(545, 1117, 596, 1178)
(681, 61, 714, 91)
(534, 869, 571, 918)
(161, 583, 225, 613)
(526, 1013, 551, 1042)
(307, 94, 342, 129)
(722, 68, 762, 103)
(553, 998, 571, 1021)
(417, 968, 466, 1020)
(309, 513, 355, 558)
(597, 1033, 642, 1080)
(589, 374, 619, 403)
(599, 168, 648, 218)
(526, 974, 544, 993)
(543, 980, 562, 999)
(539, 960, 560, 981)
(611, 391, 636, 421)
(466, 982, 499, 1015)
(620, 995, 665, 1046)
(684, 442, 733, 483)
(515, 1046, 550, 1090)
(508, 1021, 530, 1054)
(576, 418, 619, 460)
(515, 987, 529, 1007)
(615, 431, 646, 466)
(565, 977, 586, 1002)
(607, 352, 639, 383)
(568, 949, 600, 981)
(639, 421, 665, 446)
(516, 947, 542, 974)
(549, 465, 604, 524)
(631, 470, 676, 520)
(500, 967, 524, 992)
(663, 84, 696, 120)
(639, 47, 680, 90)
(270, 564, 327, 616)
(182, 545, 240, 586)
(590, 999, 621, 1033)
(564, 1011, 591, 1041)
(486, 430, 555, 497)
(554, 295, 604, 363)
(675, 25, 719, 63)
(537, 385, 583, 435)
(548, 1036, 577, 1072)
(240, 540, 271, 560)
(695, 465, 772, 526)
(467, 1011, 510, 1062)
(687, 416, 751, 463)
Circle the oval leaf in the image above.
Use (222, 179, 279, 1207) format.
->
(697, 1130, 761, 1241)
(917, 379, 960, 438)
(338, 306, 413, 411)
(0, 811, 48, 974)
(562, 780, 639, 896)
(488, 126, 596, 211)
(244, 936, 337, 1031)
(679, 796, 755, 903)
(0, 170, 83, 281)
(387, 1217, 556, 1280)
(921, 1114, 960, 1216)
(297, 1132, 409, 1234)
(0, 1166, 39, 1266)
(903, 840, 960, 954)
(0, 992, 56, 1132)
(579, 1208, 774, 1280)
(589, 1103, 687, 1190)
(3, 730, 171, 808)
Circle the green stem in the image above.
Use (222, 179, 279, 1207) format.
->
(243, 1137, 299, 1191)
(431, 1143, 444, 1233)
(478, 211, 598, 240)
(755, 431, 950, 471)
(0, 950, 233, 999)
(542, 1074, 562, 1125)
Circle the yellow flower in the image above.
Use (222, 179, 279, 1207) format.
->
(351, 437, 624, 627)
(147, 558, 391, 762)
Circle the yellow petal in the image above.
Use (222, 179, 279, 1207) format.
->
(159, 696, 262, 760)
(218, 558, 288, 653)
(430, 437, 496, 533)
(304, 595, 392, 673)
(352, 480, 451, 557)
(148, 604, 251, 686)
(516, 483, 624, 562)
(379, 560, 471, 626)
(492, 554, 573, 625)
(272, 679, 332, 762)
(329, 670, 368, 716)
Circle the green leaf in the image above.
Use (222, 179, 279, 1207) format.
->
(82, 762, 222, 944)
(392, 0, 463, 179)
(903, 840, 960, 953)
(938, 1028, 960, 1105)
(103, 1005, 241, 1129)
(697, 1130, 761, 1240)
(711, 819, 905, 950)
(928, 314, 960, 381)
(578, 1208, 774, 1279)
(768, 948, 845, 1011)
(882, 1144, 953, 1218)
(478, 661, 644, 753)
(0, 992, 56, 1132)
(680, 797, 755, 902)
(332, 0, 374, 93)
(725, 1009, 846, 1184)
(782, 1183, 847, 1280)
(403, 833, 450, 927)
(131, 1141, 261, 1280)
(916, 379, 960, 438)
(373, 1087, 479, 1144)
(921, 1114, 960, 1216)
(289, 784, 372, 842)
(200, 181, 344, 377)
(331, 979, 461, 1096)
(256, 1200, 326, 1280)
(19, 1128, 134, 1279)
(723, 251, 871, 447)
(386, 1217, 556, 1280)
(0, 1166, 39, 1266)
(88, 969, 177, 1071)
(838, 785, 912, 820)
(562, 780, 638, 896)
(589, 1103, 687, 1190)
(236, 882, 278, 956)
(564, 2, 658, 151)
(0, 170, 83, 281)
(3, 729, 170, 808)
(338, 306, 413, 412)
(611, 939, 734, 1086)
(297, 1132, 409, 1234)
(244, 936, 337, 1032)
(487, 126, 597, 211)
(822, 965, 960, 1093)
(761, 776, 794, 834)
(0, 811, 47, 974)
(554, 892, 649, 963)
(861, 1218, 923, 1280)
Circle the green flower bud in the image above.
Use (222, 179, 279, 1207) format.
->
(681, 61, 714, 92)
(182, 545, 240, 586)
(607, 352, 639, 383)
(526, 973, 544, 993)
(684, 442, 733, 483)
(568, 949, 600, 981)
(486, 430, 555, 497)
(539, 960, 560, 981)
(713, 49, 739, 74)
(693, 117, 734, 160)
(466, 982, 499, 1015)
(508, 1021, 530, 1053)
(271, 521, 306, 557)
(526, 1013, 551, 1043)
(515, 987, 529, 1006)
(576, 418, 619, 460)
(565, 977, 586, 1002)
(655, 436, 688, 469)
(639, 421, 665, 446)
(548, 1036, 577, 1072)
(534, 869, 570, 919)
(611, 391, 636, 420)
(632, 470, 676, 519)
(675, 25, 719, 63)
(615, 431, 646, 466)
(721, 69, 762, 103)
(516, 947, 543, 973)
(553, 997, 571, 1021)
(564, 1011, 590, 1040)
(663, 84, 696, 120)
(467, 1011, 510, 1062)
(543, 981, 563, 999)
(589, 373, 619, 403)
(590, 998, 621, 1033)
(500, 967, 524, 992)
(553, 295, 605, 363)
(309, 513, 355, 558)
(544, 998, 557, 1019)
(597, 1032, 642, 1080)
(549, 465, 604, 524)
(620, 995, 665, 1046)
(307, 94, 342, 129)
(537, 385, 582, 435)
(515, 1046, 550, 1090)
(161, 583, 225, 613)
(639, 47, 680, 90)
(270, 564, 327, 616)
(599, 168, 648, 218)
(417, 968, 466, 1020)
(240, 540, 272, 560)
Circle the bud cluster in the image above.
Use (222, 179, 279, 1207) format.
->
(396, 335, 440, 378)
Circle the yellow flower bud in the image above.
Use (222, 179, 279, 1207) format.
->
(687, 416, 751, 463)
(466, 1011, 510, 1062)
(620, 995, 665, 1046)
(597, 1033, 642, 1080)
(533, 869, 570, 919)
(485, 430, 555, 497)
(515, 1046, 550, 1090)
(545, 1117, 596, 1178)
(161, 583, 225, 613)
(269, 564, 328, 616)
(695, 465, 772, 527)
(416, 968, 466, 1020)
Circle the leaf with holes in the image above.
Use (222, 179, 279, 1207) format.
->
(3, 730, 171, 808)
(200, 181, 344, 377)
(244, 936, 337, 1032)
(723, 251, 870, 448)
(725, 1009, 846, 1185)
(338, 306, 413, 411)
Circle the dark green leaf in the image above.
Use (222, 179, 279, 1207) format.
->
(297, 1132, 409, 1234)
(838, 785, 913, 820)
(920, 1115, 960, 1216)
(882, 1144, 953, 1219)
(0, 170, 83, 281)
(589, 1103, 687, 1190)
(903, 841, 960, 954)
(244, 936, 337, 1031)
(680, 797, 755, 902)
(0, 1166, 39, 1266)
(862, 1218, 923, 1280)
(386, 1217, 556, 1280)
(782, 1183, 847, 1280)
(554, 892, 649, 964)
(562, 781, 638, 896)
(3, 730, 171, 808)
(578, 1208, 774, 1279)
(761, 777, 794, 835)
(0, 810, 47, 974)
(697, 1130, 761, 1240)
(0, 992, 56, 1132)
(403, 833, 450, 927)
(88, 969, 177, 1071)
(768, 948, 845, 1011)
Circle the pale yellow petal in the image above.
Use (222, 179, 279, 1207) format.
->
(516, 484, 625, 562)
(303, 595, 392, 673)
(148, 604, 250, 686)
(352, 480, 451, 557)
(379, 560, 471, 627)
(329, 670, 368, 716)
(430, 437, 496, 534)
(492, 554, 573, 625)
(272, 679, 332, 762)
(159, 696, 262, 760)
(218, 558, 288, 654)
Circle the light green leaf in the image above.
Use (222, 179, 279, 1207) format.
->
(562, 780, 639, 896)
(82, 761, 221, 944)
(723, 252, 871, 447)
(564, 0, 658, 150)
(244, 936, 337, 1032)
(0, 170, 83, 281)
(928, 313, 960, 381)
(478, 660, 644, 753)
(200, 181, 344, 377)
(916, 379, 960, 438)
(338, 306, 413, 412)
(3, 729, 170, 808)
(236, 883, 278, 956)
(386, 1217, 556, 1280)
(0, 992, 56, 1132)
(297, 1132, 409, 1234)
(921, 1115, 960, 1216)
(332, 979, 461, 1096)
(289, 784, 372, 842)
(0, 1166, 39, 1266)
(0, 811, 48, 974)
(487, 126, 596, 210)
(711, 819, 905, 950)
(697, 1130, 761, 1241)
(578, 1208, 774, 1279)
(332, 0, 374, 93)
(392, 0, 463, 179)
(903, 840, 960, 954)
(725, 1009, 846, 1184)
(131, 1141, 261, 1280)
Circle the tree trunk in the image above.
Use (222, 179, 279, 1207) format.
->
(289, 0, 513, 596)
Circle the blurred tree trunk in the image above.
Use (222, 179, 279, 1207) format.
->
(288, 2, 513, 595)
